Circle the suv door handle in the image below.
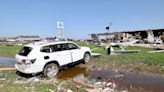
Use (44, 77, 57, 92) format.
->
(44, 56, 49, 60)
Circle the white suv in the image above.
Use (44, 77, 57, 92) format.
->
(15, 41, 91, 78)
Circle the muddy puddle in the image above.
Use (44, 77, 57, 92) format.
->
(0, 57, 15, 67)
(57, 65, 164, 92)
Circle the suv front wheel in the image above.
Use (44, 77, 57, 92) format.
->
(43, 63, 59, 78)
(83, 53, 91, 63)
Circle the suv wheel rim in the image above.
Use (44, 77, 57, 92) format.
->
(47, 65, 58, 77)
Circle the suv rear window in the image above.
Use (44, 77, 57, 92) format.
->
(18, 47, 32, 56)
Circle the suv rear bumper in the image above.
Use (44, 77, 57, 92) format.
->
(15, 63, 42, 74)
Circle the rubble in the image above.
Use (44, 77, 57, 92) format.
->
(0, 73, 7, 78)
(67, 89, 73, 92)
(89, 79, 97, 84)
(114, 74, 124, 78)
(91, 53, 101, 57)
(148, 50, 164, 53)
(72, 79, 95, 88)
(57, 86, 67, 92)
(106, 82, 112, 87)
(14, 77, 40, 84)
(103, 87, 114, 92)
(0, 85, 4, 88)
(107, 45, 140, 55)
(0, 78, 6, 81)
(86, 78, 118, 92)
(40, 78, 58, 84)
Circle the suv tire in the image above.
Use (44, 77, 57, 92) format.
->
(83, 53, 91, 63)
(43, 63, 59, 78)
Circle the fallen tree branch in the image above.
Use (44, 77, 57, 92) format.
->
(0, 68, 16, 71)
(72, 79, 95, 89)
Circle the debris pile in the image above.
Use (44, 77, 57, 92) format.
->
(14, 77, 40, 84)
(107, 45, 140, 55)
(72, 72, 125, 92)
(88, 79, 117, 92)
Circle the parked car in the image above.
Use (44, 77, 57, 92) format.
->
(15, 41, 91, 78)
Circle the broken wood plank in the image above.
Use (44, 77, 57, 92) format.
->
(149, 50, 164, 53)
(72, 79, 95, 89)
(0, 68, 16, 71)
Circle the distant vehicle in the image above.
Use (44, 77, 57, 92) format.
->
(15, 41, 91, 78)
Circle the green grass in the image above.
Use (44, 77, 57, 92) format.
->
(0, 44, 22, 57)
(0, 42, 164, 73)
(79, 43, 164, 66)
(0, 42, 163, 66)
(0, 42, 164, 91)
(77, 42, 106, 54)
(0, 70, 87, 92)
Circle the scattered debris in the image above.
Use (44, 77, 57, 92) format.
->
(106, 82, 112, 87)
(67, 89, 73, 92)
(107, 45, 140, 55)
(114, 74, 124, 78)
(72, 79, 95, 89)
(40, 78, 58, 84)
(0, 78, 6, 81)
(89, 79, 97, 84)
(91, 48, 98, 51)
(48, 89, 54, 92)
(91, 53, 101, 57)
(56, 86, 67, 92)
(85, 79, 117, 92)
(0, 73, 7, 78)
(14, 77, 40, 84)
(149, 50, 164, 53)
(73, 73, 87, 82)
(0, 85, 4, 88)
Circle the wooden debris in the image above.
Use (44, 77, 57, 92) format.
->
(0, 68, 16, 71)
(72, 79, 95, 89)
(149, 50, 164, 53)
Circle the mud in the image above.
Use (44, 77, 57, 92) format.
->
(0, 57, 164, 92)
(57, 65, 164, 92)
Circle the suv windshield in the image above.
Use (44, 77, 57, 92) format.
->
(18, 47, 32, 56)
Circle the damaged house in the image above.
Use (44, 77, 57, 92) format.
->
(90, 28, 164, 44)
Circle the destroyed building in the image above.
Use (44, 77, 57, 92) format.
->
(90, 28, 164, 44)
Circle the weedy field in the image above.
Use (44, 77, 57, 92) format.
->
(0, 70, 87, 92)
(0, 42, 164, 92)
(78, 42, 164, 73)
(0, 44, 22, 57)
(0, 42, 164, 73)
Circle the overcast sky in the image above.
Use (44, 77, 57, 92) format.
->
(0, 0, 164, 39)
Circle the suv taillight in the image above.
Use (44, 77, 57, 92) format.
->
(31, 59, 36, 64)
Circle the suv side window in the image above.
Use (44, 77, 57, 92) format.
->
(53, 44, 68, 52)
(40, 45, 52, 53)
(67, 43, 79, 50)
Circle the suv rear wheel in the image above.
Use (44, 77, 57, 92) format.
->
(83, 53, 91, 63)
(43, 63, 59, 78)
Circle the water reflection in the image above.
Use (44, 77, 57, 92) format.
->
(0, 57, 15, 67)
